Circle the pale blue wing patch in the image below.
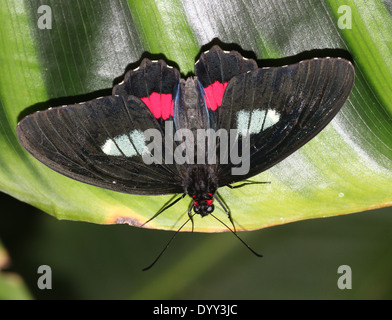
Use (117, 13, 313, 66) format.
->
(130, 130, 149, 155)
(236, 109, 280, 136)
(101, 129, 149, 157)
(263, 109, 280, 129)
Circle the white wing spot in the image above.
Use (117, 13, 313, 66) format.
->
(264, 109, 280, 129)
(248, 109, 265, 134)
(236, 110, 250, 136)
(101, 138, 122, 156)
(115, 134, 137, 157)
(100, 129, 148, 157)
(236, 109, 280, 136)
(237, 109, 280, 136)
(130, 130, 150, 156)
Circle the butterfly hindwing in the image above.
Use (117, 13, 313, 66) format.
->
(113, 59, 181, 121)
(215, 57, 355, 186)
(17, 95, 184, 195)
(195, 46, 258, 113)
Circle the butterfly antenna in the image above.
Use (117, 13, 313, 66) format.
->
(141, 193, 186, 227)
(210, 213, 263, 258)
(142, 214, 194, 271)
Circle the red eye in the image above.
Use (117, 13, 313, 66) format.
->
(206, 199, 213, 206)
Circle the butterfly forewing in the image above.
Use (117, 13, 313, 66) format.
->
(17, 95, 184, 195)
(215, 57, 355, 186)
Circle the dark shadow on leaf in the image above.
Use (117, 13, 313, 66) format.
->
(17, 88, 112, 123)
(258, 48, 354, 68)
(198, 37, 353, 69)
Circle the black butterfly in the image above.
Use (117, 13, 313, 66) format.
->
(17, 46, 355, 269)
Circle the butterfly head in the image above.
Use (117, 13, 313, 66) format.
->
(192, 193, 214, 216)
(185, 166, 218, 217)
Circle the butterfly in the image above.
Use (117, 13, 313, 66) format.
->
(17, 46, 355, 269)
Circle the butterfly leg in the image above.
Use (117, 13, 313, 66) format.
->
(214, 192, 236, 233)
(226, 180, 270, 189)
(141, 193, 186, 227)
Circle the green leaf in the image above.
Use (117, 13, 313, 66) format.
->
(1, 0, 392, 232)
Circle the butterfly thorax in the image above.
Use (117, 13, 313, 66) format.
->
(174, 77, 209, 133)
(184, 165, 218, 216)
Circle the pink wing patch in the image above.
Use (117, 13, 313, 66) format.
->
(141, 92, 174, 120)
(203, 81, 228, 111)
